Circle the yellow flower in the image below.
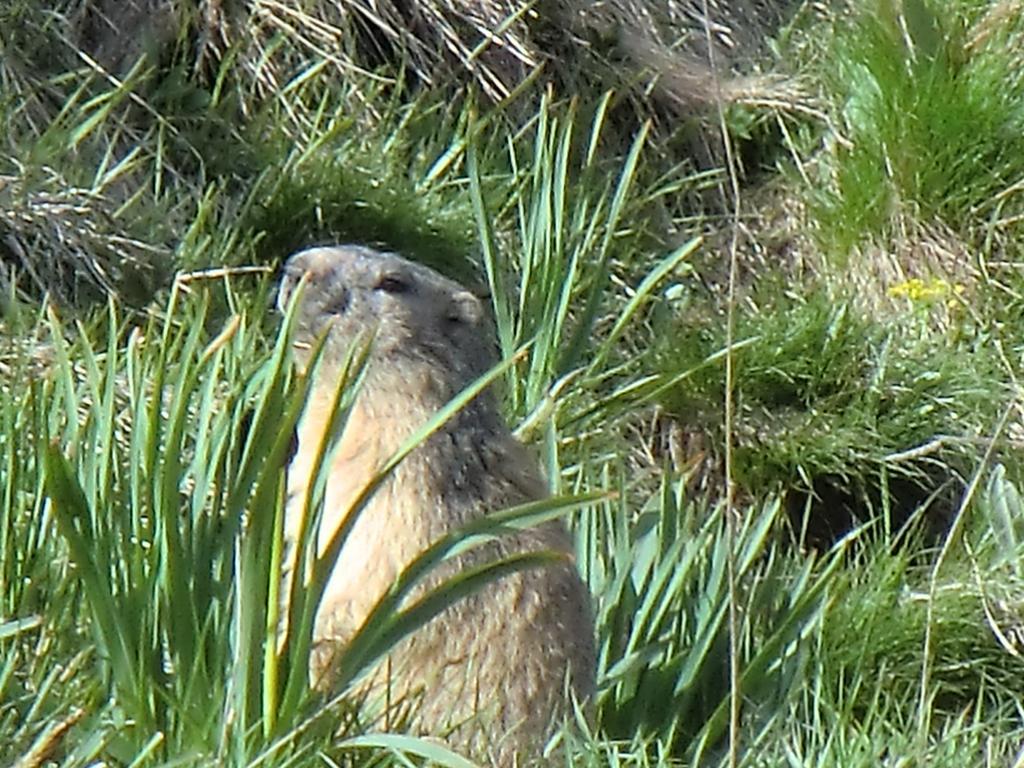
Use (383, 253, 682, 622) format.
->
(888, 277, 963, 302)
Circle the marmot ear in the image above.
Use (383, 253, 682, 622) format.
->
(449, 290, 483, 325)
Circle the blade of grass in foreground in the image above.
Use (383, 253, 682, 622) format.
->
(43, 440, 145, 725)
(340, 733, 480, 768)
(689, 531, 849, 762)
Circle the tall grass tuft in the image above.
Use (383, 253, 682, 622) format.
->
(811, 0, 1024, 255)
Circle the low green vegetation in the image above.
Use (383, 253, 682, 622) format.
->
(657, 286, 1007, 524)
(3, 0, 1024, 766)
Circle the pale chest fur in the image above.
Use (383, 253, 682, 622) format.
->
(284, 382, 448, 642)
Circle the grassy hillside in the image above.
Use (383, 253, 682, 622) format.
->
(3, 0, 1024, 765)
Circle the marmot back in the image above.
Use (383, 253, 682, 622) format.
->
(278, 245, 596, 766)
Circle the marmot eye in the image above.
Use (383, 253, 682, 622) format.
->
(375, 275, 409, 294)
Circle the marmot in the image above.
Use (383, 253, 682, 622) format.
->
(277, 245, 596, 766)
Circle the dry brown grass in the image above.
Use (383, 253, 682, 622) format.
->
(70, 0, 796, 101)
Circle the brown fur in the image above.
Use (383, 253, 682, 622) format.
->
(278, 245, 595, 765)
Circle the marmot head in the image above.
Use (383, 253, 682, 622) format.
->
(278, 245, 495, 388)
